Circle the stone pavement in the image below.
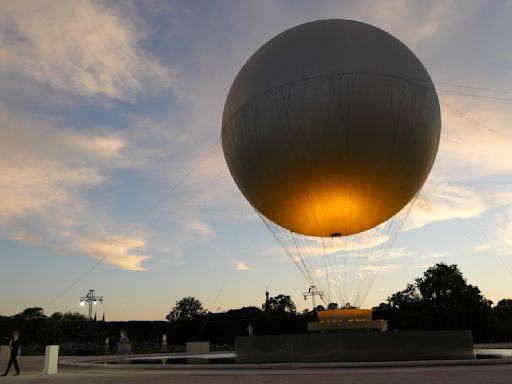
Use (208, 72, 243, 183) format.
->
(0, 356, 512, 384)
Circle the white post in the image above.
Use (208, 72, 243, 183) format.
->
(43, 345, 60, 375)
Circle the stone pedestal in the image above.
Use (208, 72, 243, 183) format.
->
(43, 345, 60, 375)
(186, 341, 210, 363)
(186, 341, 210, 353)
(116, 341, 133, 354)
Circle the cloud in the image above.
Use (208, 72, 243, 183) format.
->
(407, 175, 512, 233)
(69, 134, 126, 159)
(186, 219, 215, 239)
(406, 182, 492, 230)
(436, 99, 512, 180)
(473, 244, 491, 252)
(315, 263, 399, 278)
(359, 264, 400, 274)
(0, 106, 153, 270)
(358, 0, 453, 48)
(415, 263, 436, 270)
(0, 0, 175, 100)
(233, 260, 251, 271)
(385, 248, 417, 260)
(492, 207, 512, 255)
(0, 107, 121, 222)
(418, 251, 452, 260)
(9, 234, 43, 246)
(77, 235, 150, 271)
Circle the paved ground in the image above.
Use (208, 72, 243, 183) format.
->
(1, 356, 512, 384)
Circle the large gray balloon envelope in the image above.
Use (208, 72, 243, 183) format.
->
(222, 19, 441, 237)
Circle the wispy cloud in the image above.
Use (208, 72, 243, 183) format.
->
(359, 264, 400, 274)
(9, 234, 43, 246)
(0, 106, 151, 270)
(473, 244, 491, 252)
(492, 207, 512, 256)
(0, 0, 175, 100)
(386, 248, 417, 260)
(77, 235, 150, 271)
(0, 108, 109, 221)
(437, 100, 512, 180)
(406, 182, 494, 230)
(186, 219, 215, 239)
(314, 263, 399, 278)
(233, 260, 251, 271)
(418, 251, 452, 260)
(359, 0, 454, 48)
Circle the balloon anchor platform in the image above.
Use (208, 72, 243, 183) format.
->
(235, 310, 475, 364)
(307, 308, 387, 332)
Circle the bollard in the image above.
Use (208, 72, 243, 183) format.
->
(43, 345, 60, 375)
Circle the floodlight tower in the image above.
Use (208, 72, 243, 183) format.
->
(80, 289, 103, 319)
(303, 285, 324, 311)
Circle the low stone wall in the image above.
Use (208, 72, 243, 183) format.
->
(235, 330, 475, 363)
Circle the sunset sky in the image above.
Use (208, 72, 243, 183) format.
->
(1, 0, 512, 321)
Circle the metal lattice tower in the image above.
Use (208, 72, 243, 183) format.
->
(80, 289, 103, 319)
(303, 285, 324, 311)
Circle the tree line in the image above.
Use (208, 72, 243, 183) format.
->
(0, 293, 307, 354)
(1, 263, 511, 355)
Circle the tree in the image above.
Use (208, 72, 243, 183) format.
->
(388, 284, 420, 310)
(416, 263, 491, 332)
(494, 299, 512, 317)
(51, 311, 88, 321)
(13, 307, 46, 320)
(263, 294, 296, 315)
(490, 299, 512, 341)
(374, 263, 492, 338)
(225, 306, 261, 318)
(166, 296, 207, 321)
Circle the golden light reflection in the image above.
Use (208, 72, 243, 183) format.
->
(252, 178, 413, 237)
(317, 309, 373, 323)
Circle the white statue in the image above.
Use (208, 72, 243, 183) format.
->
(119, 329, 129, 342)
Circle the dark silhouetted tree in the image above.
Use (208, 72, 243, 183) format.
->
(374, 263, 492, 339)
(166, 296, 207, 321)
(51, 311, 88, 321)
(490, 299, 512, 341)
(14, 307, 46, 320)
(263, 294, 296, 315)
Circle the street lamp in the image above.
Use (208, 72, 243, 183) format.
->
(80, 289, 103, 319)
(303, 285, 324, 311)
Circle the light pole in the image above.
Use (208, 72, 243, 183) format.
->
(80, 289, 103, 319)
(303, 285, 324, 311)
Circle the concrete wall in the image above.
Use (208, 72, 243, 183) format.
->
(235, 330, 475, 363)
